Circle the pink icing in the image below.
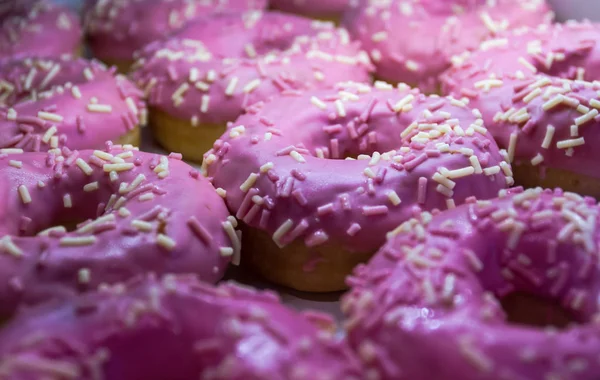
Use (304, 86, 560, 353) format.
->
(343, 187, 600, 380)
(205, 82, 510, 258)
(0, 274, 364, 379)
(269, 0, 358, 19)
(0, 0, 38, 18)
(441, 22, 600, 181)
(0, 57, 147, 151)
(83, 0, 268, 62)
(341, 0, 553, 91)
(0, 0, 82, 61)
(0, 146, 238, 317)
(131, 17, 372, 127)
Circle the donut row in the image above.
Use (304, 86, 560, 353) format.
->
(0, 0, 599, 379)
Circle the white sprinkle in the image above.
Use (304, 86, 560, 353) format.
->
(575, 109, 598, 126)
(0, 236, 22, 257)
(139, 193, 154, 202)
(507, 132, 517, 163)
(63, 194, 72, 208)
(6, 108, 17, 120)
(8, 160, 22, 168)
(240, 173, 259, 192)
(60, 236, 97, 246)
(541, 125, 555, 149)
(75, 158, 93, 175)
(103, 163, 134, 172)
(542, 95, 564, 111)
(37, 111, 63, 123)
(78, 268, 91, 284)
(386, 190, 402, 206)
(334, 99, 346, 117)
(215, 188, 227, 198)
(433, 172, 456, 189)
(200, 95, 210, 113)
(290, 151, 306, 163)
(83, 68, 95, 81)
(272, 219, 294, 247)
(132, 220, 153, 232)
(83, 182, 99, 192)
(243, 79, 261, 93)
(530, 153, 544, 166)
(219, 247, 234, 257)
(405, 60, 419, 71)
(18, 185, 31, 204)
(156, 234, 176, 250)
(469, 155, 483, 174)
(225, 77, 238, 96)
(310, 96, 327, 109)
(260, 162, 274, 173)
(41, 126, 57, 143)
(518, 57, 537, 73)
(556, 137, 585, 149)
(444, 166, 475, 179)
(87, 104, 113, 113)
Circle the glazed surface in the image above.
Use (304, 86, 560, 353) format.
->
(344, 187, 600, 380)
(0, 147, 237, 317)
(0, 274, 363, 380)
(0, 57, 147, 151)
(441, 22, 600, 180)
(131, 13, 372, 126)
(342, 0, 553, 91)
(206, 82, 510, 257)
(0, 0, 82, 61)
(84, 0, 268, 61)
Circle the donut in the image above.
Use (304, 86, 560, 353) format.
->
(130, 12, 373, 162)
(0, 0, 83, 61)
(0, 274, 364, 380)
(441, 22, 600, 197)
(341, 0, 553, 92)
(0, 56, 147, 151)
(204, 82, 512, 292)
(0, 0, 37, 18)
(0, 146, 239, 318)
(269, 0, 357, 23)
(342, 187, 600, 380)
(83, 0, 268, 72)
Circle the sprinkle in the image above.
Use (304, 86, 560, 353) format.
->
(87, 104, 113, 113)
(225, 77, 238, 96)
(507, 132, 517, 163)
(556, 137, 585, 149)
(0, 236, 22, 257)
(575, 109, 598, 126)
(8, 160, 22, 168)
(6, 108, 17, 120)
(37, 111, 63, 123)
(41, 126, 57, 143)
(444, 166, 475, 179)
(139, 193, 154, 202)
(240, 173, 259, 192)
(103, 163, 134, 172)
(83, 68, 94, 81)
(386, 190, 402, 206)
(483, 166, 501, 176)
(541, 125, 555, 149)
(405, 60, 419, 71)
(18, 185, 31, 204)
(75, 158, 93, 175)
(290, 151, 306, 163)
(200, 95, 210, 113)
(132, 220, 153, 232)
(272, 219, 294, 247)
(219, 247, 234, 257)
(433, 172, 456, 189)
(542, 95, 564, 111)
(530, 153, 544, 166)
(215, 188, 227, 198)
(362, 205, 389, 216)
(310, 96, 327, 109)
(77, 268, 90, 284)
(334, 99, 346, 117)
(259, 162, 274, 173)
(393, 94, 415, 113)
(60, 236, 97, 246)
(156, 234, 176, 250)
(243, 79, 261, 93)
(518, 57, 537, 73)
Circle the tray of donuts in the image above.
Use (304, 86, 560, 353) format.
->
(1, 0, 600, 378)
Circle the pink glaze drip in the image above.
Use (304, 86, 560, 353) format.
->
(441, 22, 600, 181)
(269, 0, 358, 19)
(0, 57, 147, 151)
(0, 274, 363, 379)
(131, 14, 372, 126)
(0, 0, 82, 61)
(343, 187, 600, 380)
(83, 0, 268, 62)
(205, 82, 510, 258)
(0, 147, 238, 317)
(341, 0, 553, 91)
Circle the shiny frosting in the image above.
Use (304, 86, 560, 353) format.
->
(0, 0, 82, 61)
(343, 187, 600, 380)
(0, 274, 364, 379)
(0, 147, 238, 317)
(0, 57, 148, 151)
(269, 0, 358, 19)
(441, 22, 600, 179)
(342, 0, 553, 91)
(205, 82, 510, 257)
(131, 13, 372, 126)
(84, 0, 268, 62)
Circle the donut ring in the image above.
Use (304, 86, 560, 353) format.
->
(0, 0, 83, 61)
(341, 0, 553, 91)
(205, 82, 511, 292)
(343, 187, 600, 380)
(0, 146, 238, 317)
(131, 12, 372, 162)
(0, 274, 364, 380)
(441, 22, 600, 197)
(83, 0, 267, 72)
(269, 0, 357, 23)
(0, 57, 147, 151)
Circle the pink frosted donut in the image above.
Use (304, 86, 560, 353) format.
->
(0, 57, 147, 150)
(0, 0, 82, 61)
(342, 0, 553, 91)
(131, 14, 372, 162)
(0, 146, 239, 317)
(441, 22, 600, 197)
(269, 0, 357, 21)
(205, 82, 511, 292)
(343, 187, 600, 380)
(83, 0, 267, 70)
(0, 274, 364, 380)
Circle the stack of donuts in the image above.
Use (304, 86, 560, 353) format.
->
(0, 0, 599, 379)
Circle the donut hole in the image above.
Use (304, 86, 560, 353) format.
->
(499, 292, 574, 329)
